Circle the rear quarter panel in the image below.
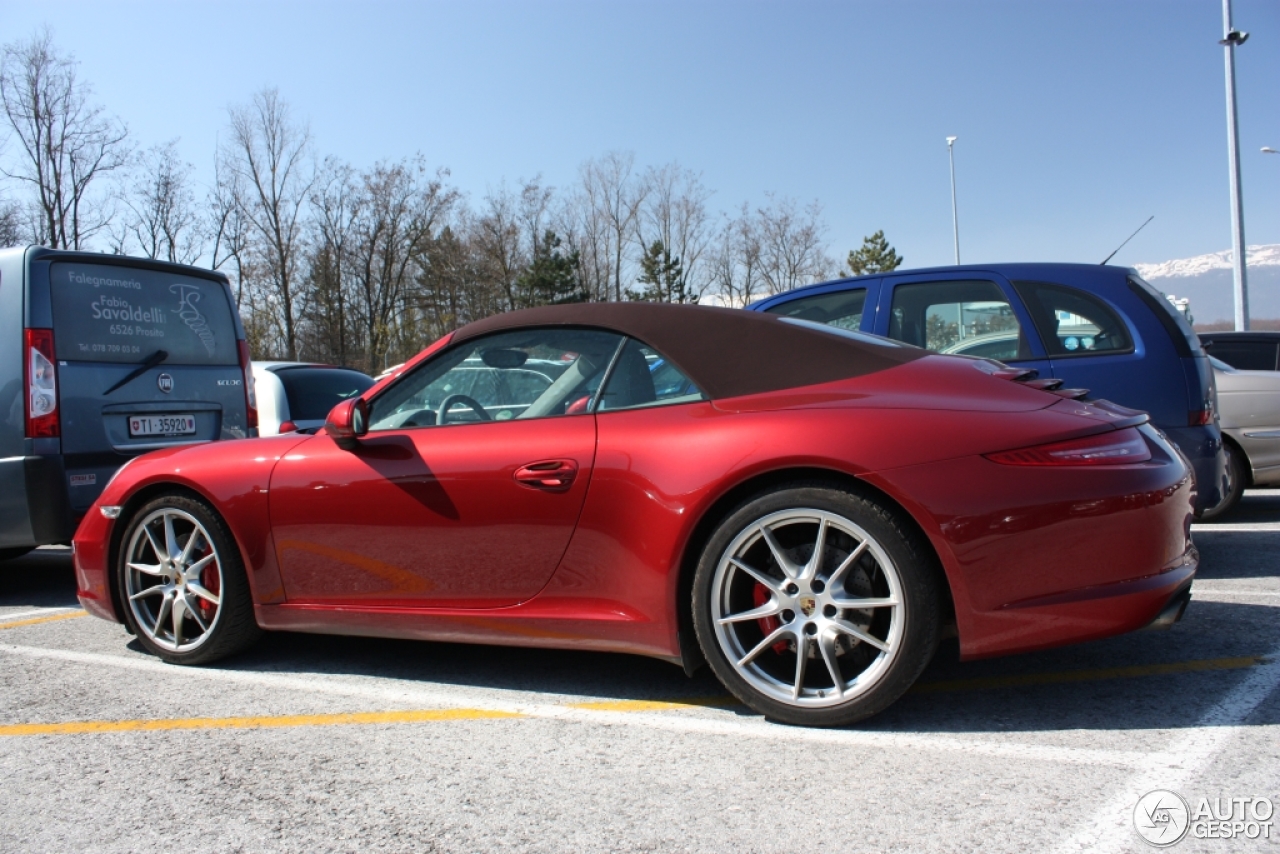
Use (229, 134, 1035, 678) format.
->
(541, 372, 1176, 660)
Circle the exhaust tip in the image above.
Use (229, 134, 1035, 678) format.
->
(1143, 588, 1192, 632)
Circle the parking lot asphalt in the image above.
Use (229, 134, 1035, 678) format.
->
(2, 492, 1278, 853)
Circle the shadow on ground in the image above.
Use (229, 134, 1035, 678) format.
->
(3, 516, 1276, 737)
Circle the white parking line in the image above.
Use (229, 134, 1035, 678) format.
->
(0, 642, 1163, 769)
(1054, 641, 1280, 853)
(1191, 523, 1280, 532)
(0, 607, 78, 622)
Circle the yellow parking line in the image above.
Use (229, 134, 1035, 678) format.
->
(568, 696, 736, 713)
(910, 654, 1266, 695)
(0, 611, 87, 631)
(0, 708, 521, 737)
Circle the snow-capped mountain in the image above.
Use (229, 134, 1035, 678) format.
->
(1133, 244, 1280, 323)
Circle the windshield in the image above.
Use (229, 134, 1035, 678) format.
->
(50, 262, 239, 365)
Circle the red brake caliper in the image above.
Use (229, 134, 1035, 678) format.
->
(753, 584, 789, 654)
(198, 546, 219, 621)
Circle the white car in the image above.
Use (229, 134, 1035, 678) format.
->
(1201, 355, 1280, 518)
(252, 361, 375, 436)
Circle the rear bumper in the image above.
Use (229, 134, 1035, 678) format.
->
(1162, 424, 1225, 512)
(0, 455, 75, 549)
(865, 423, 1198, 660)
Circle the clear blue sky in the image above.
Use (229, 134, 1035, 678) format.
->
(4, 0, 1278, 270)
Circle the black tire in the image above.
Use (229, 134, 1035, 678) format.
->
(692, 483, 941, 727)
(0, 547, 34, 562)
(117, 493, 262, 664)
(1198, 443, 1247, 522)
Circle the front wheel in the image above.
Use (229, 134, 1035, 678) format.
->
(692, 485, 941, 727)
(118, 494, 262, 664)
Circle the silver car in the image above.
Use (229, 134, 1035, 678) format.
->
(252, 362, 374, 436)
(1200, 355, 1280, 518)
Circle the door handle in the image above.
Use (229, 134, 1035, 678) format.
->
(513, 459, 579, 492)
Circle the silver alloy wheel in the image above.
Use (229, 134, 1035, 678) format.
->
(123, 508, 223, 653)
(710, 508, 904, 708)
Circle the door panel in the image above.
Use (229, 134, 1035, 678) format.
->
(269, 416, 596, 608)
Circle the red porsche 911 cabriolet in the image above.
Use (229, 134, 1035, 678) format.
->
(73, 303, 1197, 726)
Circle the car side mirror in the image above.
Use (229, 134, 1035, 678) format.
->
(325, 397, 369, 450)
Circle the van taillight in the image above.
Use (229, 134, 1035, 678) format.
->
(238, 339, 258, 429)
(25, 328, 59, 438)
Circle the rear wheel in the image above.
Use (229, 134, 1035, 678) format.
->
(117, 494, 262, 664)
(692, 484, 941, 727)
(1199, 443, 1247, 522)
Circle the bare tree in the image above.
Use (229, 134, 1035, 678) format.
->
(0, 29, 129, 249)
(639, 163, 713, 300)
(471, 182, 525, 312)
(223, 89, 314, 360)
(414, 221, 499, 341)
(578, 151, 647, 301)
(0, 197, 22, 246)
(305, 157, 361, 365)
(116, 140, 201, 263)
(754, 194, 835, 295)
(709, 204, 764, 307)
(347, 157, 456, 372)
(208, 151, 251, 302)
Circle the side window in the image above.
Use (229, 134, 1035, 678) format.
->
(367, 327, 624, 430)
(1012, 281, 1133, 358)
(763, 288, 867, 331)
(888, 280, 1030, 361)
(596, 339, 707, 411)
(1203, 340, 1279, 372)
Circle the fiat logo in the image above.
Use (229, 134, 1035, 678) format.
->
(157, 373, 174, 393)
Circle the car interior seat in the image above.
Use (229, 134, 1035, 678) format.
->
(597, 344, 657, 410)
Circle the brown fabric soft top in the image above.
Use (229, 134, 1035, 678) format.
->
(451, 302, 925, 401)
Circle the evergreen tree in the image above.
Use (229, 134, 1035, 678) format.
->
(844, 230, 903, 276)
(630, 239, 695, 303)
(516, 230, 587, 305)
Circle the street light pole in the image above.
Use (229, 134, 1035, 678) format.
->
(1220, 0, 1250, 330)
(947, 136, 960, 265)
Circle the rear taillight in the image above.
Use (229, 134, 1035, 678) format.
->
(985, 427, 1152, 466)
(238, 339, 258, 430)
(1188, 395, 1215, 426)
(24, 328, 59, 438)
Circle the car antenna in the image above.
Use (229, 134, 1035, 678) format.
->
(1100, 215, 1154, 265)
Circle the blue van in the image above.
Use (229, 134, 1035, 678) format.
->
(751, 263, 1225, 512)
(0, 247, 256, 559)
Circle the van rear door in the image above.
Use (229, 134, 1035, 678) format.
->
(44, 260, 249, 515)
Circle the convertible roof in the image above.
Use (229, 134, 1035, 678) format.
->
(452, 302, 925, 400)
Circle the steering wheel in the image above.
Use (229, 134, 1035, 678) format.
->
(437, 394, 492, 425)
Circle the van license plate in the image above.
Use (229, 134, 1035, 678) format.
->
(129, 415, 196, 437)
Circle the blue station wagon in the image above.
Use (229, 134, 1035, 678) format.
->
(751, 263, 1225, 513)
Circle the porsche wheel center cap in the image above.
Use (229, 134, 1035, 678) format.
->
(799, 596, 817, 617)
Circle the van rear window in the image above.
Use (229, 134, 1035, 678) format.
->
(50, 263, 239, 365)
